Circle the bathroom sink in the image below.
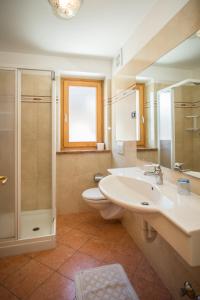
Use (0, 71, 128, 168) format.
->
(99, 167, 200, 267)
(99, 175, 171, 214)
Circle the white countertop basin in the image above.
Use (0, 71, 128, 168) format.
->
(99, 167, 200, 266)
(99, 175, 172, 214)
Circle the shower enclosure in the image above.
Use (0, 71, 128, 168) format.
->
(0, 68, 56, 256)
(158, 79, 200, 173)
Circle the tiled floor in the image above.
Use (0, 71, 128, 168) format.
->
(0, 212, 173, 300)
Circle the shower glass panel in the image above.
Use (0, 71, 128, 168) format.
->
(20, 70, 54, 239)
(0, 69, 16, 239)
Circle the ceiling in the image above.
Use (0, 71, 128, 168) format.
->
(156, 33, 200, 69)
(0, 0, 158, 58)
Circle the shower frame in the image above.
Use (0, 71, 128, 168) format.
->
(0, 67, 56, 257)
(157, 78, 200, 169)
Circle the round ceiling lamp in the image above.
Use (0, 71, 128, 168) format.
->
(48, 0, 83, 19)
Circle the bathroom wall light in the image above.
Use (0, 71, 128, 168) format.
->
(48, 0, 83, 19)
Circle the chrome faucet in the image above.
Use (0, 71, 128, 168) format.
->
(174, 162, 184, 172)
(174, 162, 190, 173)
(144, 164, 163, 185)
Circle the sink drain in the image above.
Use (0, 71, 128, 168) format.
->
(141, 202, 149, 206)
(32, 227, 40, 231)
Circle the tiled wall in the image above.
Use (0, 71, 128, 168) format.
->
(174, 85, 200, 170)
(55, 77, 112, 215)
(56, 152, 112, 214)
(137, 149, 158, 164)
(21, 72, 52, 211)
(111, 1, 200, 299)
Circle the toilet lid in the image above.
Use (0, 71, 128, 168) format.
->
(82, 188, 106, 200)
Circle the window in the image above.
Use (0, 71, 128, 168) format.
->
(61, 78, 103, 148)
(135, 84, 145, 147)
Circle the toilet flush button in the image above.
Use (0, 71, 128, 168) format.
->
(141, 202, 149, 206)
(117, 141, 124, 155)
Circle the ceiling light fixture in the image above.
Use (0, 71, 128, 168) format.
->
(48, 0, 82, 19)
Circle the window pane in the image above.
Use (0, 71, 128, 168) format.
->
(68, 86, 97, 142)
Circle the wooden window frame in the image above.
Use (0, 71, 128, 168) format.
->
(61, 78, 103, 149)
(135, 83, 145, 147)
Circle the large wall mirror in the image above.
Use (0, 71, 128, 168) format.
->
(136, 30, 200, 179)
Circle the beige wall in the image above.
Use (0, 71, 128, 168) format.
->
(56, 152, 112, 214)
(137, 149, 158, 164)
(21, 72, 112, 215)
(55, 76, 112, 215)
(111, 1, 200, 299)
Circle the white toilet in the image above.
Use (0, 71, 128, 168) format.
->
(82, 187, 124, 220)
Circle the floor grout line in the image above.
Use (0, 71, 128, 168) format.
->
(0, 255, 32, 284)
(24, 268, 56, 300)
(0, 213, 173, 300)
(0, 281, 21, 300)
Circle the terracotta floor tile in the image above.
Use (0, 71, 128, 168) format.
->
(57, 214, 83, 229)
(112, 233, 142, 257)
(96, 223, 127, 241)
(57, 229, 91, 250)
(0, 285, 18, 300)
(34, 244, 75, 270)
(79, 238, 114, 261)
(0, 255, 30, 282)
(0, 213, 172, 300)
(131, 275, 172, 300)
(56, 227, 74, 246)
(135, 257, 168, 289)
(73, 212, 100, 223)
(3, 259, 53, 299)
(29, 272, 75, 300)
(76, 212, 113, 227)
(26, 252, 38, 259)
(58, 251, 100, 280)
(57, 226, 73, 236)
(72, 221, 102, 236)
(103, 248, 143, 278)
(56, 215, 66, 228)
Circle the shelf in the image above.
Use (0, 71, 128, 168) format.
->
(57, 149, 111, 154)
(185, 115, 200, 118)
(185, 115, 200, 131)
(185, 128, 200, 131)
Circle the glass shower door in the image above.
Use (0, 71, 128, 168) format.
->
(20, 70, 55, 239)
(0, 69, 16, 239)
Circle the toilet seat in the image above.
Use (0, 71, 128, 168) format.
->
(82, 187, 124, 220)
(82, 188, 107, 201)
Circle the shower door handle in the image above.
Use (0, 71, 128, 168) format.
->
(0, 176, 8, 185)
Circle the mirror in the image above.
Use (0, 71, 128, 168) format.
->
(136, 30, 200, 178)
(115, 85, 143, 141)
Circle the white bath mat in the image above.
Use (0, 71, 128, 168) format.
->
(75, 264, 139, 300)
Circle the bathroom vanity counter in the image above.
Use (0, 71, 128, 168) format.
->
(99, 167, 200, 266)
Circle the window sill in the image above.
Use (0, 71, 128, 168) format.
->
(57, 148, 111, 154)
(137, 147, 158, 151)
